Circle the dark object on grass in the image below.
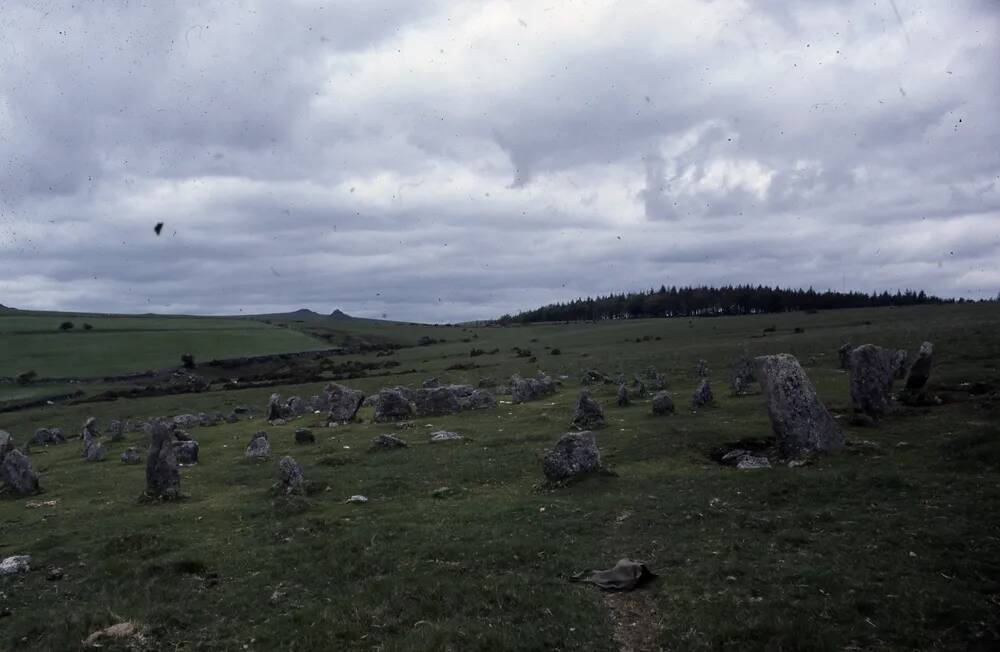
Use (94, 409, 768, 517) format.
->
(651, 391, 675, 415)
(295, 429, 315, 445)
(571, 559, 656, 591)
(181, 353, 195, 369)
(838, 342, 852, 369)
(154, 222, 164, 235)
(1, 449, 40, 495)
(59, 321, 74, 331)
(372, 434, 408, 449)
(543, 431, 601, 482)
(278, 456, 305, 494)
(373, 388, 416, 422)
(146, 420, 181, 499)
(616, 383, 629, 407)
(905, 341, 933, 390)
(245, 432, 271, 459)
(173, 441, 199, 465)
(570, 390, 605, 429)
(692, 379, 714, 408)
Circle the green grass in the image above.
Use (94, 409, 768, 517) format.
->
(0, 315, 327, 378)
(1, 304, 999, 650)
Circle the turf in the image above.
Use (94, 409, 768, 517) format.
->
(1, 303, 998, 650)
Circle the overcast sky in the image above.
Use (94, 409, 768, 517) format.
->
(0, 1, 997, 322)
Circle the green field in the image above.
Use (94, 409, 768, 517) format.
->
(0, 314, 327, 378)
(1, 304, 999, 650)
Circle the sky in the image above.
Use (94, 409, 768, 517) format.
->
(0, 0, 997, 323)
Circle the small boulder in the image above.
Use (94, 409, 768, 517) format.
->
(543, 432, 602, 482)
(429, 430, 462, 443)
(245, 432, 271, 459)
(414, 386, 462, 416)
(651, 391, 675, 415)
(736, 455, 772, 470)
(464, 389, 498, 410)
(31, 427, 66, 446)
(616, 384, 629, 407)
(0, 555, 31, 576)
(172, 414, 200, 429)
(631, 376, 647, 398)
(81, 417, 99, 441)
(692, 379, 714, 408)
(422, 377, 440, 388)
(266, 393, 289, 422)
(120, 448, 142, 464)
(172, 441, 199, 465)
(325, 383, 366, 423)
(108, 419, 125, 442)
(294, 428, 315, 445)
(373, 434, 408, 449)
(83, 440, 106, 462)
(838, 342, 852, 369)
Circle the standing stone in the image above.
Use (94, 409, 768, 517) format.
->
(849, 344, 895, 416)
(692, 379, 714, 408)
(414, 386, 462, 416)
(81, 417, 99, 441)
(617, 384, 630, 407)
(543, 432, 602, 482)
(245, 432, 271, 459)
(146, 420, 181, 499)
(121, 448, 142, 464)
(651, 391, 675, 415)
(696, 359, 710, 378)
(646, 368, 667, 391)
(631, 376, 647, 399)
(730, 356, 756, 395)
(905, 341, 933, 390)
(277, 456, 305, 494)
(0, 449, 40, 495)
(373, 388, 416, 422)
(172, 441, 199, 465)
(108, 419, 125, 442)
(838, 343, 852, 370)
(892, 349, 909, 380)
(325, 383, 366, 423)
(570, 390, 605, 429)
(286, 396, 308, 416)
(372, 434, 408, 449)
(510, 373, 557, 404)
(755, 354, 844, 458)
(464, 389, 498, 410)
(294, 428, 315, 445)
(83, 440, 106, 462)
(266, 394, 287, 422)
(0, 430, 13, 460)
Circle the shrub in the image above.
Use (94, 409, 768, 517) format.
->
(470, 348, 485, 357)
(82, 323, 93, 330)
(550, 348, 562, 355)
(181, 353, 195, 368)
(58, 321, 74, 331)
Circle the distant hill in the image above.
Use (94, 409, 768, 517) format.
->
(330, 309, 352, 320)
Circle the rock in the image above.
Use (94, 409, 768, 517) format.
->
(581, 369, 609, 385)
(108, 419, 125, 442)
(277, 456, 305, 494)
(645, 367, 667, 391)
(84, 440, 106, 462)
(617, 384, 629, 407)
(345, 495, 368, 504)
(570, 390, 605, 429)
(294, 428, 315, 445)
(422, 377, 440, 388)
(692, 379, 714, 408)
(172, 441, 199, 465)
(266, 393, 289, 422)
(307, 395, 330, 413)
(838, 342, 852, 369)
(429, 430, 462, 443)
(168, 370, 210, 392)
(892, 349, 909, 380)
(1, 449, 40, 495)
(730, 356, 756, 395)
(0, 555, 31, 576)
(0, 430, 13, 460)
(736, 455, 772, 470)
(120, 448, 142, 464)
(81, 417, 99, 440)
(849, 344, 895, 416)
(233, 405, 252, 415)
(543, 432, 602, 482)
(245, 432, 271, 459)
(325, 383, 366, 423)
(172, 414, 199, 429)
(286, 396, 308, 416)
(46, 566, 64, 581)
(631, 376, 647, 398)
(270, 418, 288, 426)
(225, 413, 240, 424)
(463, 389, 498, 410)
(146, 420, 181, 499)
(755, 354, 844, 458)
(431, 486, 452, 499)
(173, 429, 193, 442)
(373, 388, 416, 422)
(31, 427, 66, 446)
(373, 434, 408, 449)
(510, 373, 557, 404)
(696, 359, 710, 377)
(651, 391, 675, 415)
(414, 386, 462, 416)
(905, 341, 933, 390)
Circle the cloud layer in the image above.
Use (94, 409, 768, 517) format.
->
(1, 0, 997, 322)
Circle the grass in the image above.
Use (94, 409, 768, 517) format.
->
(1, 303, 999, 650)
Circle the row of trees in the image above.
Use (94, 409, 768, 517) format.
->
(498, 284, 953, 323)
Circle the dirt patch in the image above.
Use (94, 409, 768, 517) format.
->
(603, 589, 664, 652)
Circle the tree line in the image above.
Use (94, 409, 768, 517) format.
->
(496, 284, 964, 323)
